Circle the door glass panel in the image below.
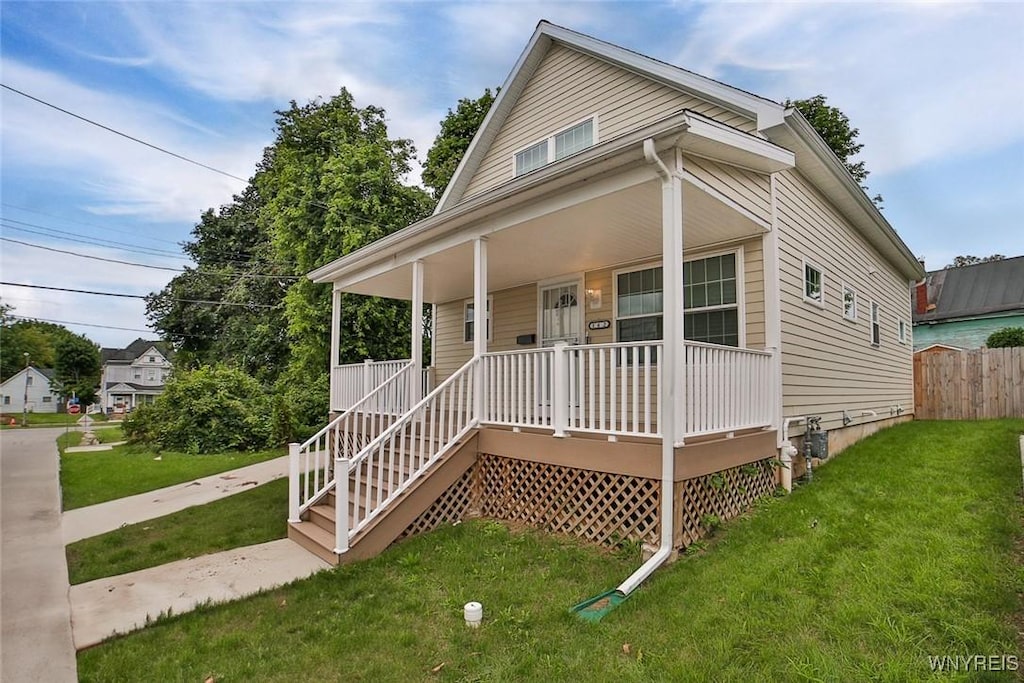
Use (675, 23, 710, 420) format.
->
(541, 284, 580, 346)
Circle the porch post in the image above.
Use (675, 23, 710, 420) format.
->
(410, 260, 425, 404)
(661, 154, 685, 449)
(330, 288, 341, 410)
(472, 237, 488, 422)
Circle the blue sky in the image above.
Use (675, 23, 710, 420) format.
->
(2, 1, 1022, 348)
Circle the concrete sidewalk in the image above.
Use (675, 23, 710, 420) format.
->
(62, 455, 289, 543)
(70, 539, 329, 648)
(1, 427, 78, 682)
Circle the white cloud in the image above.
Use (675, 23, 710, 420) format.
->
(671, 3, 1024, 176)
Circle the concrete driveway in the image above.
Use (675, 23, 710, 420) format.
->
(1, 427, 77, 682)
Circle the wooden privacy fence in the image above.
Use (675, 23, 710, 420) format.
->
(914, 347, 1024, 419)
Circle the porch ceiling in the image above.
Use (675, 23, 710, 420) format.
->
(341, 175, 766, 303)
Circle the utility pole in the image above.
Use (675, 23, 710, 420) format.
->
(22, 352, 30, 427)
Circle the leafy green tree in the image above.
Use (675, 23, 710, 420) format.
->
(122, 364, 275, 453)
(255, 88, 433, 423)
(145, 186, 292, 384)
(0, 307, 84, 382)
(422, 89, 497, 200)
(944, 254, 1006, 269)
(53, 333, 101, 405)
(787, 95, 882, 206)
(986, 327, 1024, 348)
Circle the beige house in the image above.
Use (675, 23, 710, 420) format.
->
(288, 22, 923, 593)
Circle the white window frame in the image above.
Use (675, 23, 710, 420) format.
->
(612, 248, 745, 347)
(802, 258, 825, 308)
(841, 283, 858, 321)
(898, 318, 908, 345)
(536, 274, 585, 347)
(463, 296, 493, 344)
(870, 301, 881, 346)
(512, 115, 598, 178)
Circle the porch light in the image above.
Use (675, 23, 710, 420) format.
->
(586, 288, 603, 309)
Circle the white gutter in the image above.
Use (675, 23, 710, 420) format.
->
(615, 138, 680, 596)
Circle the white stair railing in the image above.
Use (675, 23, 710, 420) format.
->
(335, 357, 479, 550)
(331, 359, 410, 412)
(289, 362, 415, 522)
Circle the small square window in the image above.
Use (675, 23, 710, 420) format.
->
(26, 375, 33, 387)
(842, 285, 857, 321)
(803, 260, 824, 307)
(42, 396, 52, 403)
(3, 396, 10, 405)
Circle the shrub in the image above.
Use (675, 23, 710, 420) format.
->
(986, 326, 1024, 348)
(123, 365, 274, 453)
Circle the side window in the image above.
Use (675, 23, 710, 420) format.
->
(463, 298, 492, 343)
(513, 117, 596, 177)
(842, 284, 857, 321)
(803, 260, 825, 307)
(870, 302, 881, 346)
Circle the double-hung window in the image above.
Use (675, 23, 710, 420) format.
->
(870, 302, 881, 346)
(615, 252, 741, 348)
(463, 298, 492, 343)
(842, 284, 857, 321)
(803, 259, 825, 307)
(514, 118, 595, 177)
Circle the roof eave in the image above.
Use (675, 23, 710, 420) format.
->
(765, 109, 925, 281)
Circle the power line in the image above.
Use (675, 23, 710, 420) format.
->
(1, 221, 187, 261)
(1, 281, 282, 308)
(1, 217, 185, 257)
(1, 83, 249, 183)
(1, 237, 302, 279)
(1, 202, 183, 246)
(5, 314, 156, 334)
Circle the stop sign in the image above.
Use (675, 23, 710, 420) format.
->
(68, 404, 81, 414)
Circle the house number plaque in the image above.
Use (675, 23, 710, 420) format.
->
(588, 320, 611, 330)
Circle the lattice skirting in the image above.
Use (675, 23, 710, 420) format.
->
(399, 467, 478, 539)
(674, 458, 777, 547)
(399, 454, 777, 551)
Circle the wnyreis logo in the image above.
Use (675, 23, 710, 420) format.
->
(927, 655, 1018, 673)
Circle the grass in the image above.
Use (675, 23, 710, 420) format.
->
(66, 478, 288, 585)
(60, 443, 285, 510)
(61, 426, 125, 448)
(77, 420, 1023, 682)
(0, 411, 108, 428)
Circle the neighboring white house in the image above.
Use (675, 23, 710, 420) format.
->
(99, 339, 173, 412)
(0, 367, 59, 414)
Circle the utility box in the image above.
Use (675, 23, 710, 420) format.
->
(809, 430, 829, 459)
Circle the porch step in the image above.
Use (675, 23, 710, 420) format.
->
(288, 430, 479, 566)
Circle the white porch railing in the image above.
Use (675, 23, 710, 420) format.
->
(336, 357, 479, 551)
(478, 340, 773, 440)
(290, 362, 415, 520)
(331, 359, 410, 412)
(683, 341, 774, 437)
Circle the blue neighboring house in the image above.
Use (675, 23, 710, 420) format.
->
(912, 256, 1024, 350)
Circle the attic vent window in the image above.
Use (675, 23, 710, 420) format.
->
(514, 117, 596, 177)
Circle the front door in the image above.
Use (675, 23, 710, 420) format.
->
(539, 282, 581, 347)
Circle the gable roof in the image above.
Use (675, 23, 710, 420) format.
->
(437, 20, 783, 213)
(1, 366, 56, 388)
(913, 256, 1024, 323)
(101, 338, 171, 364)
(431, 20, 923, 282)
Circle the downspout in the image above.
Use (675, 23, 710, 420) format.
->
(615, 138, 681, 596)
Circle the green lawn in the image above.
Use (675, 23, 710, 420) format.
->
(66, 478, 288, 584)
(77, 420, 1024, 682)
(1, 411, 108, 428)
(60, 443, 285, 510)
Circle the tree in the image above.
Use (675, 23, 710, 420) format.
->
(944, 254, 1006, 269)
(53, 333, 101, 405)
(986, 327, 1024, 348)
(0, 306, 82, 382)
(145, 186, 292, 384)
(787, 95, 882, 206)
(255, 88, 433, 422)
(422, 89, 497, 200)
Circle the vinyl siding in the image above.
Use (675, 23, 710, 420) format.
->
(433, 284, 538, 382)
(775, 169, 914, 432)
(684, 154, 772, 225)
(463, 44, 758, 198)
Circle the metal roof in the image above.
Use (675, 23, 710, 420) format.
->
(914, 256, 1024, 323)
